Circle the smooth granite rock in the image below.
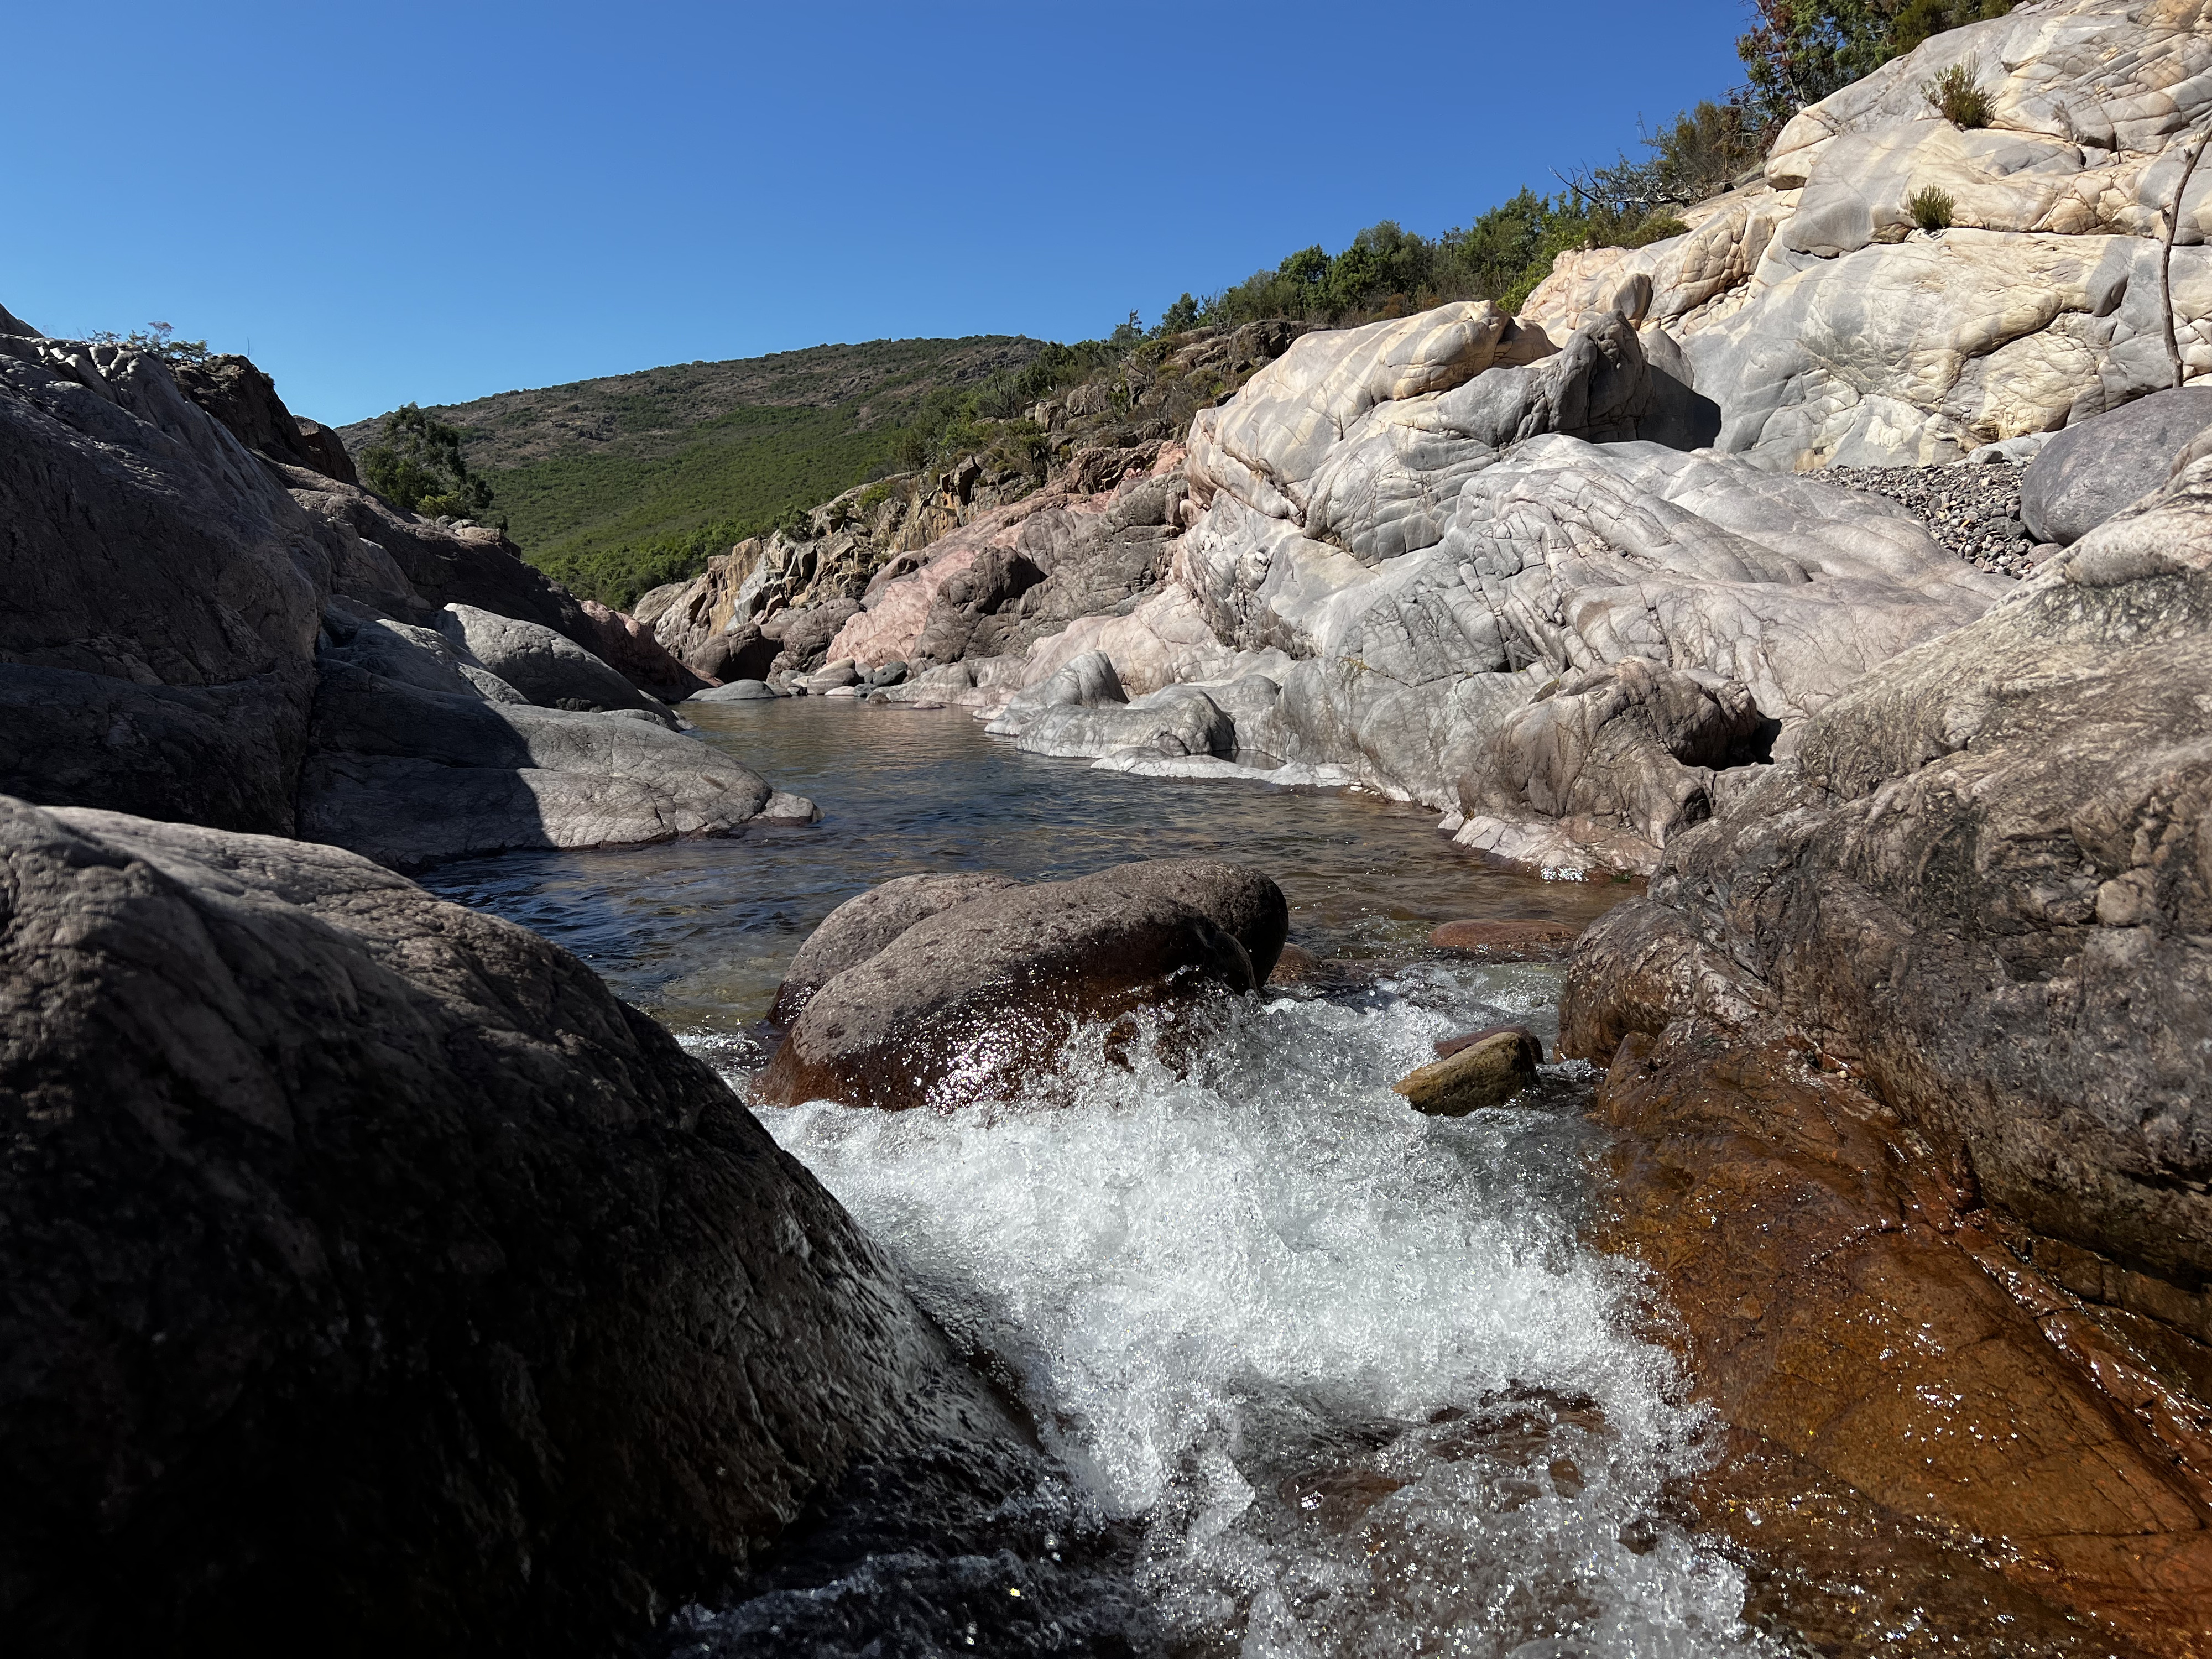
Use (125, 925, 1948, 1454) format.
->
(434, 603, 677, 724)
(0, 795, 1019, 1656)
(298, 666, 774, 870)
(2020, 385, 2212, 545)
(754, 860, 1285, 1110)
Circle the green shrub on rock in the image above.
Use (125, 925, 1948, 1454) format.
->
(360, 404, 495, 520)
(1908, 184, 1957, 232)
(1924, 61, 1993, 127)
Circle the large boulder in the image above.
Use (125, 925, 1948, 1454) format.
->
(0, 317, 331, 835)
(434, 603, 676, 723)
(298, 662, 777, 870)
(0, 796, 1016, 1655)
(754, 860, 1286, 1110)
(2020, 384, 2212, 545)
(768, 871, 1020, 1026)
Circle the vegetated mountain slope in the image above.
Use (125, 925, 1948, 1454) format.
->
(338, 336, 1045, 604)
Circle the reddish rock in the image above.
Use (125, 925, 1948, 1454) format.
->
(1427, 917, 1583, 958)
(577, 599, 708, 702)
(1588, 1020, 2212, 1656)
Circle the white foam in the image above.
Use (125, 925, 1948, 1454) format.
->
(745, 968, 1766, 1655)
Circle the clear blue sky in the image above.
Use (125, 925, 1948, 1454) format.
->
(4, 1, 1751, 425)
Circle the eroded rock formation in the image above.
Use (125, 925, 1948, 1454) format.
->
(1559, 429, 2212, 1656)
(0, 307, 783, 868)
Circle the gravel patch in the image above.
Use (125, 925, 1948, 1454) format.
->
(1827, 463, 2047, 580)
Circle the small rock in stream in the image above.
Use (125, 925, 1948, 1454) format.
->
(1394, 1027, 1543, 1116)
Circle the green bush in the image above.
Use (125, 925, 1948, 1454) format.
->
(360, 404, 494, 519)
(1908, 184, 1957, 231)
(88, 320, 214, 366)
(1924, 61, 1992, 127)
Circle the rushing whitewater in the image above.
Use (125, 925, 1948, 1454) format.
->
(738, 963, 1761, 1656)
(430, 703, 1764, 1655)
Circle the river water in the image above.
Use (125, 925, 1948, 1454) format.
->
(424, 701, 1768, 1658)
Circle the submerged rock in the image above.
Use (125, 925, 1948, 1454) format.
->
(754, 859, 1286, 1111)
(0, 796, 1020, 1655)
(1428, 919, 1583, 959)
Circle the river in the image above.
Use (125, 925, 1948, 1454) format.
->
(423, 700, 1770, 1658)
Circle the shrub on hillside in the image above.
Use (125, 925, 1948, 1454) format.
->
(1908, 185, 1956, 231)
(360, 404, 495, 519)
(1924, 62, 1992, 127)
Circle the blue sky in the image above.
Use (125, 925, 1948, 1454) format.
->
(5, 2, 1751, 425)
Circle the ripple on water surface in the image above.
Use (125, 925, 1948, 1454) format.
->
(422, 702, 1758, 1656)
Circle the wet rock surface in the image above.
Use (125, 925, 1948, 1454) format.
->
(0, 796, 1025, 1657)
(1592, 1025, 2208, 1656)
(1562, 447, 2212, 1655)
(1393, 1027, 1542, 1115)
(755, 859, 1285, 1111)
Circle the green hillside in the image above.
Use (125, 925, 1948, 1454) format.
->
(339, 336, 1045, 607)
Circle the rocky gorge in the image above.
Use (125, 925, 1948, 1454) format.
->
(6, 0, 2212, 1652)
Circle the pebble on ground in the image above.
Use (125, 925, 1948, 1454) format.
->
(1826, 463, 2046, 580)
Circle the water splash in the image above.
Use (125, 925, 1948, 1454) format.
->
(739, 964, 1767, 1657)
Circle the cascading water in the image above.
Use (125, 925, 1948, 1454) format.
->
(426, 701, 1771, 1657)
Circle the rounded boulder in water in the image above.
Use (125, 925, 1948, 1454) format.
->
(753, 859, 1286, 1111)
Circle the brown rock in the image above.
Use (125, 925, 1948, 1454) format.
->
(1391, 1029, 1541, 1115)
(1590, 1020, 2212, 1656)
(1433, 1022, 1547, 1062)
(754, 860, 1283, 1112)
(768, 872, 1020, 1027)
(1266, 942, 1319, 984)
(1427, 918, 1583, 958)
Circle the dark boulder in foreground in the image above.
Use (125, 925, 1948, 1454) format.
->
(1560, 448, 2212, 1652)
(755, 859, 1286, 1110)
(0, 795, 1015, 1657)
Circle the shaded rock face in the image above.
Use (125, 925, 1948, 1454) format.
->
(298, 660, 774, 872)
(2021, 384, 2212, 544)
(0, 310, 780, 868)
(0, 797, 1015, 1657)
(1557, 455, 2212, 1654)
(0, 319, 330, 834)
(171, 353, 361, 486)
(755, 860, 1286, 1112)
